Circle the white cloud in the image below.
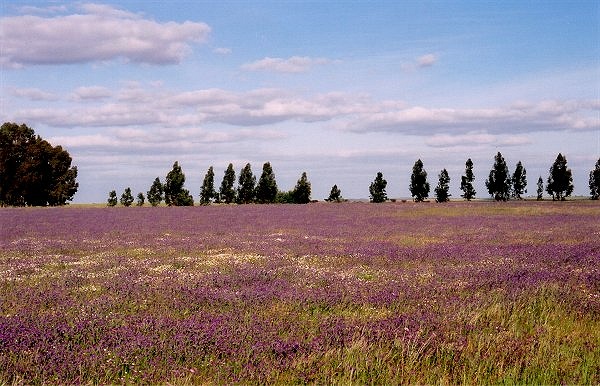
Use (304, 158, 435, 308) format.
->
(425, 132, 532, 148)
(0, 4, 211, 67)
(241, 56, 331, 73)
(71, 86, 112, 101)
(10, 87, 58, 101)
(213, 47, 232, 55)
(417, 54, 437, 67)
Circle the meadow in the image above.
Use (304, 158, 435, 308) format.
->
(0, 201, 598, 384)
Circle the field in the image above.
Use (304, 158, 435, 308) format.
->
(1, 202, 599, 384)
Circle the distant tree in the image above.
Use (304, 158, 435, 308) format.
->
(255, 162, 278, 203)
(120, 187, 134, 207)
(460, 158, 476, 200)
(237, 163, 256, 204)
(369, 172, 388, 203)
(485, 152, 511, 201)
(107, 190, 117, 207)
(136, 192, 145, 206)
(0, 122, 78, 206)
(546, 153, 574, 201)
(434, 169, 451, 203)
(275, 190, 295, 203)
(199, 166, 217, 205)
(147, 177, 163, 207)
(410, 159, 430, 202)
(219, 163, 237, 204)
(325, 184, 343, 202)
(536, 176, 544, 201)
(589, 158, 600, 200)
(164, 161, 194, 206)
(292, 172, 312, 204)
(511, 161, 527, 199)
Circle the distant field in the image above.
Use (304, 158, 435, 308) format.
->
(1, 202, 598, 384)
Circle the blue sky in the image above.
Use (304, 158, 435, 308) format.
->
(1, 1, 599, 202)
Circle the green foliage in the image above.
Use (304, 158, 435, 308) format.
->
(546, 153, 574, 201)
(199, 166, 216, 205)
(460, 158, 476, 200)
(292, 172, 311, 204)
(511, 161, 527, 199)
(0, 122, 78, 206)
(486, 152, 511, 201)
(325, 184, 343, 202)
(275, 190, 295, 203)
(434, 168, 451, 203)
(369, 172, 388, 203)
(164, 161, 194, 206)
(237, 163, 256, 204)
(410, 159, 430, 202)
(147, 177, 163, 207)
(219, 163, 237, 204)
(120, 187, 134, 207)
(589, 158, 600, 200)
(537, 176, 544, 201)
(107, 190, 117, 207)
(136, 192, 145, 206)
(255, 162, 278, 203)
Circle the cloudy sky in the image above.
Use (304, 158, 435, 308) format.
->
(1, 1, 599, 202)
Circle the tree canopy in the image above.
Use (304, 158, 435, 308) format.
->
(237, 163, 256, 204)
(369, 172, 388, 203)
(460, 158, 476, 200)
(199, 166, 217, 205)
(147, 177, 163, 207)
(434, 168, 451, 203)
(326, 184, 343, 202)
(0, 122, 78, 206)
(511, 161, 527, 199)
(410, 159, 430, 202)
(589, 158, 600, 200)
(485, 152, 511, 201)
(256, 162, 278, 203)
(120, 187, 134, 207)
(546, 153, 573, 201)
(292, 172, 311, 204)
(219, 163, 237, 204)
(164, 162, 194, 206)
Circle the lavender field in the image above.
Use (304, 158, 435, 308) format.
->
(1, 202, 599, 384)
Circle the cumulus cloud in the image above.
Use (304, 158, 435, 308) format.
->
(241, 56, 331, 73)
(0, 4, 211, 67)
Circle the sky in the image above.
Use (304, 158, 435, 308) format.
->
(1, 0, 599, 203)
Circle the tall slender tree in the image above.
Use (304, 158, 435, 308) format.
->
(199, 166, 216, 205)
(164, 161, 194, 206)
(485, 152, 511, 201)
(120, 187, 134, 207)
(147, 177, 163, 206)
(589, 158, 600, 200)
(536, 176, 544, 201)
(369, 172, 388, 203)
(292, 172, 311, 204)
(460, 158, 476, 200)
(410, 159, 430, 202)
(255, 162, 278, 203)
(511, 161, 527, 199)
(434, 169, 451, 203)
(237, 163, 256, 204)
(546, 153, 573, 201)
(219, 163, 236, 204)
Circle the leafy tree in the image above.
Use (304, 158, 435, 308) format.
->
(120, 187, 134, 207)
(369, 172, 388, 203)
(536, 176, 544, 201)
(219, 163, 236, 204)
(589, 158, 600, 200)
(434, 169, 451, 203)
(136, 192, 145, 206)
(410, 159, 430, 202)
(255, 162, 278, 203)
(292, 172, 311, 204)
(237, 163, 256, 204)
(275, 190, 295, 203)
(147, 177, 163, 207)
(325, 184, 343, 202)
(546, 153, 574, 201)
(199, 166, 217, 205)
(107, 190, 117, 207)
(164, 161, 194, 206)
(511, 161, 527, 199)
(485, 152, 511, 201)
(460, 158, 476, 200)
(0, 122, 78, 206)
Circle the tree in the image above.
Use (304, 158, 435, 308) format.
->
(589, 158, 600, 200)
(255, 162, 278, 203)
(107, 190, 117, 207)
(147, 177, 163, 207)
(292, 172, 311, 204)
(0, 122, 78, 206)
(136, 192, 145, 206)
(325, 184, 343, 202)
(434, 169, 451, 203)
(511, 161, 527, 199)
(120, 187, 134, 207)
(237, 163, 256, 204)
(219, 163, 236, 204)
(460, 158, 476, 200)
(485, 152, 511, 201)
(275, 190, 295, 203)
(410, 159, 430, 202)
(546, 153, 574, 201)
(199, 166, 217, 205)
(536, 176, 544, 201)
(164, 161, 194, 206)
(369, 172, 388, 203)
